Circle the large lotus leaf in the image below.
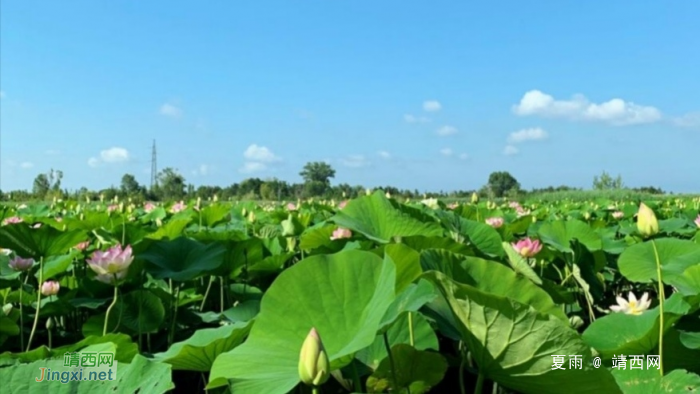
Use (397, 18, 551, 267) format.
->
(0, 334, 137, 365)
(145, 218, 192, 241)
(379, 278, 437, 330)
(424, 271, 622, 394)
(207, 249, 396, 393)
(671, 265, 700, 296)
(139, 236, 226, 281)
(581, 292, 691, 359)
(329, 191, 443, 243)
(112, 289, 166, 333)
(401, 235, 474, 255)
(153, 321, 252, 371)
(457, 218, 504, 257)
(0, 224, 86, 259)
(299, 223, 336, 251)
(382, 243, 422, 293)
(420, 249, 566, 321)
(612, 368, 700, 393)
(664, 328, 700, 374)
(357, 312, 438, 370)
(0, 343, 174, 393)
(38, 251, 79, 280)
(366, 344, 447, 394)
(618, 238, 700, 283)
(537, 220, 602, 254)
(198, 204, 231, 227)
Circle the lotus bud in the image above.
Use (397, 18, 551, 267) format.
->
(247, 211, 256, 223)
(569, 315, 584, 329)
(2, 303, 12, 316)
(298, 328, 330, 387)
(471, 192, 479, 204)
(637, 203, 659, 238)
(46, 317, 54, 330)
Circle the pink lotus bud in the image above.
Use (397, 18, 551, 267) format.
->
(447, 202, 459, 210)
(485, 217, 504, 228)
(144, 202, 156, 213)
(287, 203, 297, 211)
(330, 227, 352, 240)
(41, 281, 60, 296)
(695, 214, 700, 228)
(107, 204, 118, 213)
(9, 256, 34, 271)
(87, 244, 134, 278)
(298, 327, 330, 387)
(170, 201, 186, 213)
(74, 241, 90, 251)
(512, 238, 542, 257)
(2, 216, 23, 225)
(612, 211, 624, 220)
(338, 200, 348, 209)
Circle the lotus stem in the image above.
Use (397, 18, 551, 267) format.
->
(652, 240, 665, 376)
(382, 332, 400, 392)
(103, 281, 119, 336)
(26, 257, 44, 352)
(475, 372, 485, 394)
(200, 276, 214, 312)
(408, 312, 415, 347)
(459, 342, 467, 394)
(169, 284, 180, 346)
(19, 273, 24, 351)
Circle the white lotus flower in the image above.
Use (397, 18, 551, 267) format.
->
(609, 292, 651, 315)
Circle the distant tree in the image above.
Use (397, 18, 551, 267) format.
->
(300, 162, 335, 185)
(592, 171, 624, 190)
(120, 174, 143, 196)
(486, 171, 520, 198)
(32, 174, 51, 198)
(156, 168, 186, 200)
(299, 162, 335, 196)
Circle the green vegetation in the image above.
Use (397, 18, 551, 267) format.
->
(0, 191, 699, 393)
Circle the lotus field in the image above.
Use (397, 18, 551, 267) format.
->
(2, 192, 700, 393)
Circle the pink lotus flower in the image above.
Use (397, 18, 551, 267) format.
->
(287, 203, 297, 211)
(447, 203, 459, 210)
(95, 271, 128, 285)
(74, 241, 90, 251)
(107, 204, 118, 213)
(695, 214, 700, 228)
(87, 244, 134, 277)
(338, 200, 348, 209)
(508, 201, 521, 209)
(485, 217, 504, 228)
(171, 201, 186, 213)
(32, 223, 42, 228)
(512, 238, 542, 257)
(9, 256, 34, 271)
(2, 216, 23, 225)
(612, 211, 624, 220)
(330, 227, 352, 240)
(41, 281, 60, 296)
(144, 202, 156, 212)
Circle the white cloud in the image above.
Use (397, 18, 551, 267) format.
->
(192, 164, 211, 176)
(239, 162, 266, 174)
(88, 147, 129, 167)
(512, 90, 661, 126)
(239, 144, 281, 174)
(440, 148, 453, 157)
(160, 103, 182, 118)
(423, 100, 441, 112)
(503, 145, 519, 156)
(243, 144, 281, 162)
(340, 155, 370, 168)
(459, 153, 469, 160)
(674, 112, 700, 128)
(507, 127, 548, 144)
(101, 147, 129, 163)
(377, 150, 391, 159)
(435, 125, 458, 136)
(20, 162, 34, 169)
(0, 91, 5, 99)
(404, 114, 430, 123)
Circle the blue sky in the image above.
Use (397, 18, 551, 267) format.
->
(2, 1, 699, 194)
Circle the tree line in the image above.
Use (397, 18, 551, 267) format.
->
(0, 164, 664, 203)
